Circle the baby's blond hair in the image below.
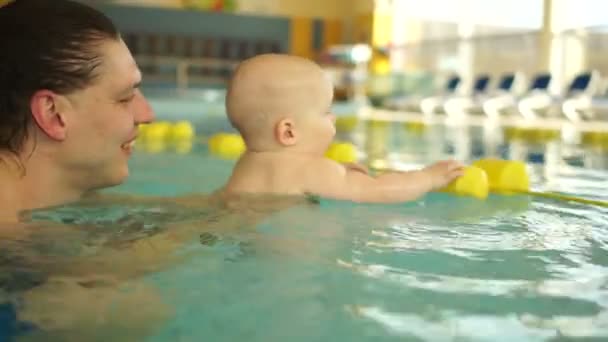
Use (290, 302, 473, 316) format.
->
(225, 54, 328, 148)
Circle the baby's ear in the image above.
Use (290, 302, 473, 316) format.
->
(275, 118, 297, 146)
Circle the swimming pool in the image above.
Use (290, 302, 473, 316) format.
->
(10, 99, 608, 341)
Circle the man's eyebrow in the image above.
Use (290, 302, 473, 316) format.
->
(117, 81, 141, 96)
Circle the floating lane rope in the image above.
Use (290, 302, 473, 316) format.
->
(321, 142, 607, 207)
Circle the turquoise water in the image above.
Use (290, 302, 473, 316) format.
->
(8, 119, 608, 341)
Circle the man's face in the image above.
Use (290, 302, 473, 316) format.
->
(59, 38, 154, 190)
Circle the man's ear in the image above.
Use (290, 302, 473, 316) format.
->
(30, 90, 68, 141)
(275, 118, 297, 146)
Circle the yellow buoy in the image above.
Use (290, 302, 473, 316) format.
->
(523, 128, 560, 143)
(218, 134, 246, 157)
(504, 127, 559, 143)
(473, 158, 529, 193)
(208, 133, 246, 159)
(335, 116, 359, 132)
(370, 158, 608, 206)
(441, 166, 489, 199)
(503, 126, 522, 141)
(137, 123, 150, 139)
(404, 121, 426, 134)
(173, 140, 193, 154)
(143, 140, 167, 153)
(582, 131, 608, 148)
(473, 158, 608, 207)
(169, 121, 195, 140)
(207, 133, 226, 153)
(145, 121, 172, 140)
(367, 120, 389, 128)
(325, 142, 358, 163)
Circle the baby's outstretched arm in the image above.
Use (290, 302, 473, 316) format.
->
(343, 162, 369, 174)
(303, 159, 464, 203)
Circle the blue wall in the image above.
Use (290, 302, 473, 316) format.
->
(95, 4, 290, 53)
(88, 4, 292, 89)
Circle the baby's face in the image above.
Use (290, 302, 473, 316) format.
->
(297, 74, 336, 154)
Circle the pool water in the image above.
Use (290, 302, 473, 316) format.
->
(8, 119, 608, 341)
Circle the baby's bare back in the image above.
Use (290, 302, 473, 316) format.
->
(223, 151, 325, 196)
(223, 150, 465, 203)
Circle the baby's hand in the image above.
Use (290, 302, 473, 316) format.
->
(343, 163, 369, 175)
(422, 160, 465, 189)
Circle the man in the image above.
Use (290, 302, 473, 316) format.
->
(0, 0, 155, 222)
(0, 1, 172, 340)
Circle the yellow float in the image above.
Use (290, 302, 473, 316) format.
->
(207, 132, 246, 159)
(335, 116, 359, 132)
(441, 166, 489, 199)
(325, 142, 358, 164)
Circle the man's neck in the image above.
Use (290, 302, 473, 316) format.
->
(0, 153, 83, 222)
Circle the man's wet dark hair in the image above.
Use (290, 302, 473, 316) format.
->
(0, 0, 120, 158)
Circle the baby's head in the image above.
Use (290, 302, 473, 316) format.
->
(226, 54, 335, 154)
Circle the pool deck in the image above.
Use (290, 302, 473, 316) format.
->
(360, 107, 608, 133)
(144, 88, 608, 136)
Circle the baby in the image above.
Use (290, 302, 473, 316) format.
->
(221, 54, 464, 203)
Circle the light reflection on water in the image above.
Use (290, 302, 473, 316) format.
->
(2, 120, 608, 341)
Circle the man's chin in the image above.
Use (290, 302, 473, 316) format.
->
(111, 167, 130, 186)
(90, 167, 129, 191)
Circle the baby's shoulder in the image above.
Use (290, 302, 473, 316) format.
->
(291, 155, 345, 175)
(237, 153, 341, 176)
